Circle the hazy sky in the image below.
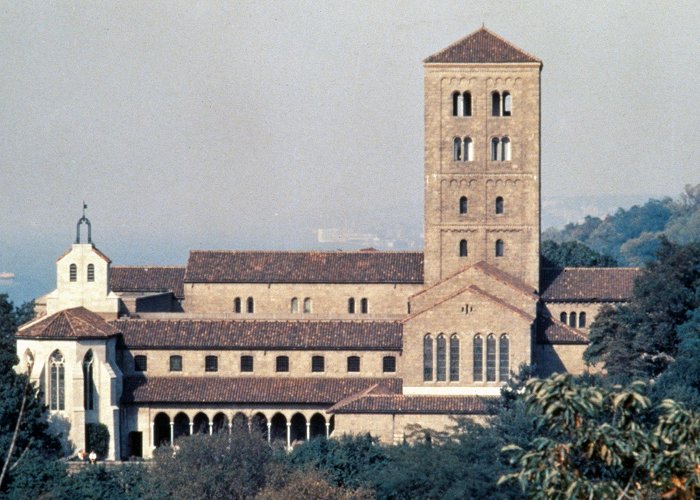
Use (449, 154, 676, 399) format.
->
(1, 1, 698, 303)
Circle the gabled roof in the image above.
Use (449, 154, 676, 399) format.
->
(424, 27, 541, 64)
(184, 250, 424, 284)
(55, 244, 111, 264)
(536, 315, 589, 345)
(121, 376, 402, 405)
(111, 266, 185, 299)
(540, 267, 641, 302)
(329, 394, 492, 415)
(114, 319, 402, 350)
(17, 307, 118, 340)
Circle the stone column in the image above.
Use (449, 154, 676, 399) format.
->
(189, 422, 193, 435)
(266, 422, 271, 443)
(228, 422, 232, 435)
(325, 422, 330, 438)
(150, 421, 155, 449)
(169, 422, 174, 445)
(209, 422, 213, 435)
(306, 422, 310, 441)
(286, 422, 291, 450)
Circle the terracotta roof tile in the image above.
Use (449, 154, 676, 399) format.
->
(424, 27, 540, 64)
(17, 307, 119, 339)
(184, 250, 423, 284)
(329, 394, 491, 414)
(537, 316, 589, 345)
(111, 266, 185, 299)
(114, 319, 402, 350)
(122, 376, 402, 404)
(540, 267, 641, 302)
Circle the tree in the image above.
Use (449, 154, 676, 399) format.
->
(541, 240, 617, 268)
(86, 423, 110, 459)
(501, 374, 700, 499)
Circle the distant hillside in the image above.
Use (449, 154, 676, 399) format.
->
(542, 184, 700, 266)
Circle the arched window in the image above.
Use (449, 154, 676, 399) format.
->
(453, 137, 462, 161)
(436, 334, 446, 381)
(473, 335, 483, 382)
(463, 91, 472, 116)
(169, 355, 182, 372)
(205, 355, 218, 372)
(49, 351, 65, 411)
(503, 92, 512, 116)
(495, 239, 504, 257)
(459, 196, 468, 215)
(233, 297, 241, 313)
(347, 356, 360, 373)
(579, 312, 587, 328)
(486, 334, 496, 382)
(492, 91, 501, 116)
(87, 264, 95, 282)
(499, 335, 510, 381)
(501, 137, 511, 161)
(463, 137, 473, 161)
(423, 334, 433, 381)
(311, 355, 325, 373)
(452, 91, 460, 116)
(459, 239, 468, 257)
(290, 297, 298, 313)
(495, 196, 504, 214)
(383, 356, 396, 373)
(360, 298, 368, 314)
(246, 297, 254, 313)
(348, 298, 355, 314)
(491, 137, 500, 160)
(276, 356, 289, 372)
(69, 264, 77, 282)
(449, 335, 460, 381)
(569, 312, 577, 328)
(560, 312, 567, 323)
(83, 350, 95, 410)
(303, 298, 312, 314)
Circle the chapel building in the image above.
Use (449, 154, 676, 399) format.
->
(16, 28, 640, 460)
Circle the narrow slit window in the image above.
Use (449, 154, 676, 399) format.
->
(246, 297, 254, 313)
(463, 137, 473, 161)
(303, 298, 312, 314)
(503, 92, 512, 116)
(492, 91, 501, 116)
(82, 350, 94, 411)
(233, 297, 241, 313)
(348, 298, 355, 314)
(501, 137, 511, 161)
(579, 312, 587, 328)
(290, 297, 298, 313)
(463, 91, 472, 116)
(491, 138, 500, 160)
(459, 239, 468, 257)
(459, 196, 468, 215)
(495, 196, 504, 214)
(569, 312, 577, 328)
(360, 298, 368, 314)
(453, 137, 462, 161)
(452, 91, 460, 116)
(495, 239, 504, 257)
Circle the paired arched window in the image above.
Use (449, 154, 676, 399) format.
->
(83, 350, 95, 411)
(87, 264, 95, 282)
(459, 196, 468, 215)
(49, 350, 65, 411)
(452, 91, 472, 117)
(233, 297, 242, 313)
(436, 334, 447, 381)
(449, 335, 460, 381)
(246, 297, 254, 313)
(491, 91, 512, 116)
(347, 356, 360, 373)
(495, 196, 504, 214)
(495, 239, 505, 257)
(491, 137, 511, 161)
(473, 333, 509, 382)
(423, 334, 433, 381)
(303, 298, 312, 314)
(453, 137, 473, 161)
(290, 297, 299, 313)
(459, 239, 468, 257)
(69, 264, 77, 282)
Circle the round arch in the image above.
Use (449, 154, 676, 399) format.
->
(193, 412, 209, 434)
(153, 412, 171, 447)
(309, 413, 326, 439)
(173, 412, 190, 439)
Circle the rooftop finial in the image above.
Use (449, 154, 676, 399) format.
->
(76, 203, 92, 244)
(82, 201, 87, 218)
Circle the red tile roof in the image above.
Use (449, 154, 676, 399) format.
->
(540, 267, 641, 302)
(329, 394, 491, 414)
(424, 27, 540, 64)
(122, 376, 402, 404)
(114, 319, 402, 350)
(184, 250, 423, 284)
(111, 266, 185, 299)
(537, 316, 589, 345)
(17, 307, 118, 339)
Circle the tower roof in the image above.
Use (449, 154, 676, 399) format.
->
(424, 27, 540, 64)
(17, 307, 118, 339)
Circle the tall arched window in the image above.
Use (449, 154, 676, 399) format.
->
(453, 137, 462, 161)
(579, 312, 587, 328)
(303, 298, 312, 314)
(452, 91, 460, 116)
(499, 335, 510, 381)
(463, 91, 472, 116)
(449, 335, 460, 381)
(486, 334, 496, 382)
(495, 196, 504, 214)
(473, 335, 483, 382)
(83, 350, 95, 411)
(87, 264, 95, 282)
(49, 351, 65, 411)
(459, 239, 468, 257)
(560, 312, 567, 323)
(495, 239, 504, 257)
(436, 334, 446, 381)
(290, 297, 298, 313)
(69, 264, 77, 282)
(348, 298, 355, 314)
(459, 196, 468, 215)
(569, 312, 577, 328)
(501, 137, 511, 161)
(463, 137, 473, 161)
(503, 92, 512, 116)
(246, 297, 254, 313)
(492, 91, 501, 116)
(360, 298, 368, 314)
(491, 138, 500, 160)
(423, 334, 433, 381)
(233, 297, 241, 313)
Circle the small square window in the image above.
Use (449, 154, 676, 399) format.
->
(311, 355, 325, 373)
(205, 355, 218, 372)
(241, 355, 254, 372)
(169, 355, 182, 372)
(347, 356, 360, 373)
(276, 356, 289, 373)
(383, 356, 396, 373)
(134, 355, 147, 372)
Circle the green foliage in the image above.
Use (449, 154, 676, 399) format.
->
(541, 240, 617, 268)
(4, 448, 66, 499)
(86, 423, 110, 459)
(256, 467, 373, 500)
(501, 374, 700, 499)
(149, 429, 272, 500)
(48, 463, 153, 500)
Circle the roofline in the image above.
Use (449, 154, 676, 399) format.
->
(121, 345, 402, 351)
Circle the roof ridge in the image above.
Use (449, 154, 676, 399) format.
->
(188, 249, 423, 254)
(424, 26, 541, 64)
(113, 265, 185, 269)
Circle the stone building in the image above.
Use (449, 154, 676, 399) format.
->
(16, 28, 640, 460)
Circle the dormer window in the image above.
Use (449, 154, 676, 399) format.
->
(69, 264, 77, 282)
(87, 264, 95, 282)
